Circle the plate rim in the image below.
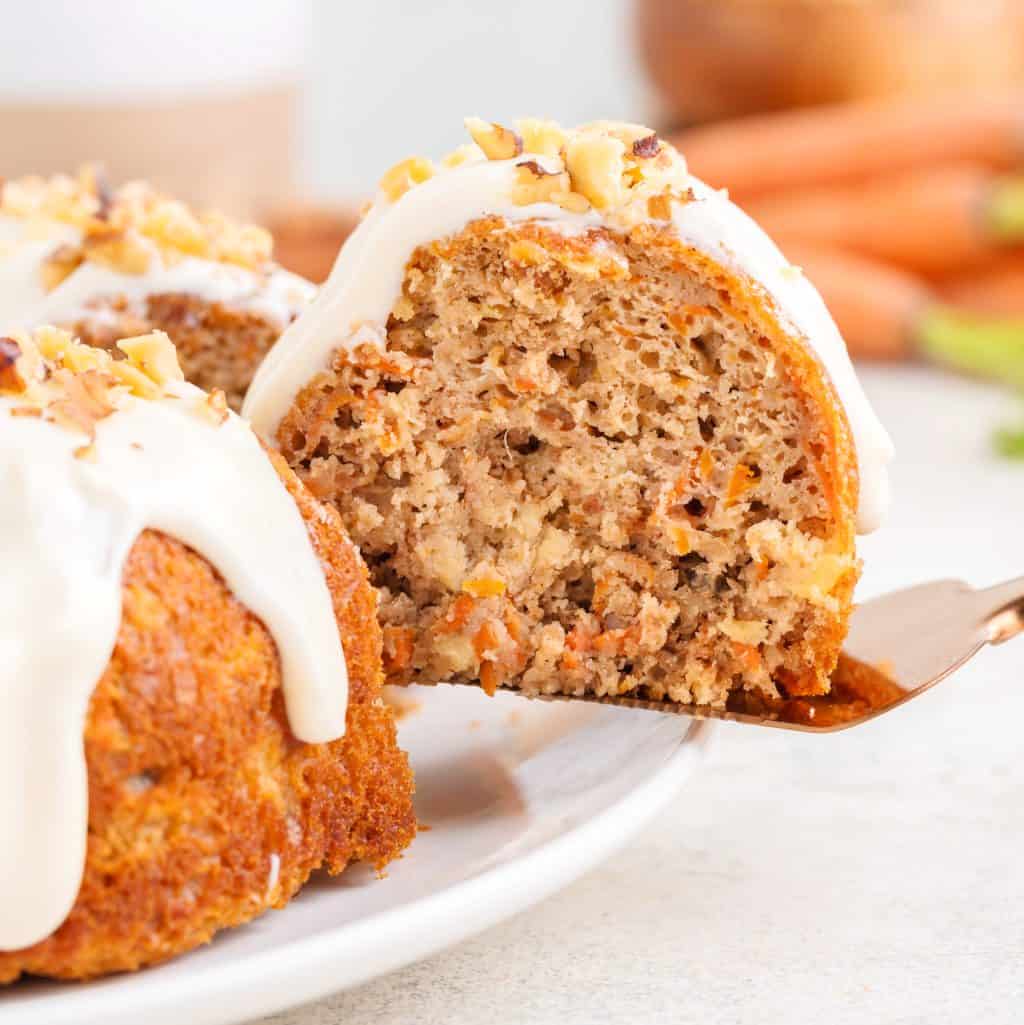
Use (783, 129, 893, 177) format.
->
(5, 718, 711, 1025)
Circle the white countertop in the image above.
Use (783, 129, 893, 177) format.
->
(264, 366, 1024, 1025)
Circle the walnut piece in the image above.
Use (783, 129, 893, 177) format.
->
(517, 118, 566, 158)
(379, 157, 436, 202)
(83, 230, 152, 275)
(108, 360, 162, 400)
(553, 191, 592, 214)
(199, 387, 229, 425)
(632, 133, 661, 159)
(646, 193, 673, 221)
(564, 133, 627, 210)
(40, 244, 85, 292)
(367, 118, 691, 223)
(45, 368, 118, 441)
(440, 143, 485, 169)
(141, 199, 207, 256)
(1, 167, 275, 272)
(117, 332, 185, 386)
(0, 337, 27, 393)
(509, 162, 572, 206)
(465, 118, 522, 160)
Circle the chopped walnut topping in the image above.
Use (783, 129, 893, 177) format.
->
(440, 143, 485, 169)
(498, 120, 688, 224)
(553, 191, 592, 214)
(0, 166, 274, 271)
(1, 328, 231, 458)
(464, 118, 522, 161)
(117, 332, 185, 386)
(108, 360, 162, 400)
(564, 133, 627, 210)
(199, 387, 230, 425)
(509, 162, 572, 206)
(517, 159, 558, 179)
(376, 118, 691, 228)
(45, 368, 118, 441)
(516, 118, 566, 158)
(40, 244, 85, 292)
(202, 213, 274, 269)
(632, 133, 661, 158)
(0, 337, 28, 393)
(92, 167, 114, 221)
(379, 157, 436, 202)
(34, 324, 82, 363)
(82, 230, 152, 275)
(141, 199, 207, 256)
(647, 193, 673, 221)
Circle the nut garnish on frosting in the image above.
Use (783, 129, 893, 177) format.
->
(1, 327, 186, 451)
(375, 118, 694, 228)
(1, 167, 274, 277)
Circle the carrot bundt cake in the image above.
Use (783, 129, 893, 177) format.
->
(0, 328, 414, 982)
(0, 168, 315, 408)
(244, 118, 894, 707)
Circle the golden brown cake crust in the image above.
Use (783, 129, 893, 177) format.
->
(0, 457, 414, 984)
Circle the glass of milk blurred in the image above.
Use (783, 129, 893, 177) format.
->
(0, 0, 308, 217)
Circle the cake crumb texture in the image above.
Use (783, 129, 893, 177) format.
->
(277, 218, 859, 708)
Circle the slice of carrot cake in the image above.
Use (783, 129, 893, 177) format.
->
(244, 118, 894, 708)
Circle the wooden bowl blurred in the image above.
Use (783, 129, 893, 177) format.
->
(263, 202, 360, 284)
(636, 0, 1024, 125)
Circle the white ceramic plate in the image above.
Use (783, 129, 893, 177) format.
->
(2, 685, 709, 1025)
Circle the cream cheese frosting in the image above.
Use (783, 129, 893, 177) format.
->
(244, 121, 892, 532)
(0, 330, 348, 952)
(0, 212, 315, 332)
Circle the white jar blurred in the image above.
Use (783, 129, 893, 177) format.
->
(0, 0, 308, 215)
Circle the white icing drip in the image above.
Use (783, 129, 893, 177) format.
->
(0, 383, 348, 951)
(0, 213, 315, 333)
(243, 155, 892, 532)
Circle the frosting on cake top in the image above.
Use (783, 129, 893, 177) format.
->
(244, 118, 893, 532)
(0, 169, 315, 332)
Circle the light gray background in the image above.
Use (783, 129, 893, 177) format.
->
(305, 0, 647, 197)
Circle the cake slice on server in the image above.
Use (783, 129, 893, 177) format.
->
(0, 169, 315, 408)
(244, 118, 894, 708)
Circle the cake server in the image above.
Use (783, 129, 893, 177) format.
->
(506, 576, 1024, 733)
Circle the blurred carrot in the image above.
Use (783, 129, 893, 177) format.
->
(938, 257, 1024, 316)
(917, 308, 1024, 393)
(785, 241, 1024, 388)
(780, 242, 932, 360)
(262, 202, 359, 283)
(746, 167, 1024, 276)
(675, 91, 1024, 199)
